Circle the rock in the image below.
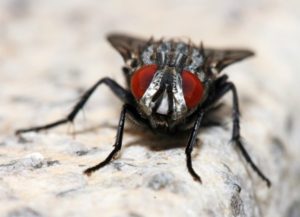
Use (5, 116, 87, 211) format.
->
(0, 153, 45, 174)
(7, 207, 42, 217)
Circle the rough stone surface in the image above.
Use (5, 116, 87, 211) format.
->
(0, 1, 300, 217)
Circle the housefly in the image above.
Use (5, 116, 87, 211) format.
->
(16, 33, 271, 187)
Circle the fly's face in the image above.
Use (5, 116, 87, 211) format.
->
(129, 41, 211, 123)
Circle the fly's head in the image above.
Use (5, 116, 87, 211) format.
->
(130, 40, 211, 124)
(108, 33, 254, 129)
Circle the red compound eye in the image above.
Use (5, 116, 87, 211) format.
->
(182, 70, 204, 108)
(131, 64, 158, 100)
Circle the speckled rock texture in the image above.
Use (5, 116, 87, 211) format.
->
(0, 1, 300, 217)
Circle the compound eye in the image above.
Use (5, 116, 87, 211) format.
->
(182, 70, 204, 108)
(131, 64, 158, 100)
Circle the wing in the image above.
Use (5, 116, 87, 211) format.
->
(107, 33, 150, 61)
(204, 48, 254, 72)
(107, 33, 254, 71)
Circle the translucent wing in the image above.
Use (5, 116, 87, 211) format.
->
(204, 48, 254, 72)
(107, 33, 149, 61)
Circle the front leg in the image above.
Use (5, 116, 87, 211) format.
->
(84, 104, 140, 176)
(185, 111, 205, 183)
(16, 78, 133, 134)
(216, 81, 271, 187)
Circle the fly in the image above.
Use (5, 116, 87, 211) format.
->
(16, 33, 271, 187)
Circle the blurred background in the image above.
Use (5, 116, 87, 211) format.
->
(0, 0, 299, 126)
(0, 0, 299, 217)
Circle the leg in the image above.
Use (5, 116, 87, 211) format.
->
(15, 78, 133, 134)
(84, 104, 137, 176)
(216, 81, 271, 187)
(185, 111, 204, 183)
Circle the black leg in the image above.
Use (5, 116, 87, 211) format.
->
(84, 104, 136, 176)
(185, 111, 204, 183)
(15, 78, 133, 135)
(216, 81, 271, 187)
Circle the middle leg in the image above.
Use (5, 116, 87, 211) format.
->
(83, 103, 142, 176)
(185, 111, 205, 183)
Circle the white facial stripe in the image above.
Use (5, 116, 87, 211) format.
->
(156, 91, 169, 115)
(171, 73, 187, 120)
(140, 70, 164, 115)
(139, 70, 188, 120)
